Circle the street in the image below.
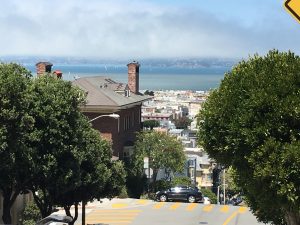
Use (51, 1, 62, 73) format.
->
(70, 199, 266, 225)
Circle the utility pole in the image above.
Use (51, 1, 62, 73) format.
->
(148, 155, 151, 197)
(223, 169, 226, 205)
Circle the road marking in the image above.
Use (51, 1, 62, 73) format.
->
(220, 205, 230, 213)
(137, 199, 148, 205)
(112, 203, 128, 208)
(238, 206, 247, 213)
(86, 220, 132, 224)
(222, 211, 238, 225)
(153, 202, 165, 209)
(222, 207, 248, 225)
(87, 214, 138, 218)
(202, 204, 214, 212)
(94, 209, 142, 213)
(186, 203, 198, 211)
(86, 209, 141, 225)
(169, 202, 181, 210)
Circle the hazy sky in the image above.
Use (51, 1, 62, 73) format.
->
(0, 0, 299, 59)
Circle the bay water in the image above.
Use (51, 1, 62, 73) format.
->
(24, 64, 230, 91)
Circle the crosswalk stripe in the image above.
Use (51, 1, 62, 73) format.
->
(169, 202, 181, 210)
(86, 220, 131, 224)
(87, 215, 137, 218)
(153, 202, 165, 209)
(220, 205, 230, 213)
(238, 206, 247, 213)
(94, 210, 142, 212)
(112, 203, 128, 208)
(186, 203, 198, 211)
(202, 204, 214, 212)
(86, 209, 141, 225)
(137, 199, 148, 205)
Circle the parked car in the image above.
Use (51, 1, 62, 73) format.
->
(36, 214, 72, 225)
(155, 186, 203, 203)
(231, 196, 243, 206)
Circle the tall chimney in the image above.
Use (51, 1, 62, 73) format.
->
(127, 61, 140, 94)
(36, 62, 53, 77)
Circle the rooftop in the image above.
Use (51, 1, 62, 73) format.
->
(72, 76, 151, 110)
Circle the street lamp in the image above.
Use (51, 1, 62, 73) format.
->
(89, 113, 120, 133)
(82, 113, 120, 225)
(89, 113, 120, 122)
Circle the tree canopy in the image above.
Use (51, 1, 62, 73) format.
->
(0, 63, 33, 224)
(0, 65, 126, 224)
(133, 131, 186, 185)
(197, 50, 300, 225)
(27, 76, 126, 224)
(142, 120, 160, 130)
(173, 116, 192, 129)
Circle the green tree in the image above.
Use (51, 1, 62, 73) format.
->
(133, 131, 186, 188)
(143, 120, 160, 130)
(22, 201, 41, 225)
(225, 167, 242, 196)
(124, 156, 147, 198)
(27, 76, 126, 224)
(197, 50, 300, 225)
(174, 116, 192, 129)
(0, 63, 34, 224)
(171, 176, 192, 186)
(144, 90, 154, 96)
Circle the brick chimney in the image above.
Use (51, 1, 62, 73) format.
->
(127, 61, 140, 94)
(36, 62, 53, 77)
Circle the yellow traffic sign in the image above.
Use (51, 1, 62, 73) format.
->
(285, 0, 300, 23)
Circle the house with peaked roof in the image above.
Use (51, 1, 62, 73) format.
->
(71, 62, 151, 159)
(35, 61, 151, 159)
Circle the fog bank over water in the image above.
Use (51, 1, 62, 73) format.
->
(25, 63, 228, 91)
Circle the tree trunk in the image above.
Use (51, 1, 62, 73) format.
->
(64, 203, 78, 225)
(151, 169, 159, 192)
(32, 190, 53, 218)
(2, 198, 12, 225)
(285, 211, 300, 225)
(2, 189, 20, 225)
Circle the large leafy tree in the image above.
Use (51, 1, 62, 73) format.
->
(197, 50, 300, 225)
(0, 63, 34, 224)
(133, 131, 186, 185)
(27, 76, 126, 224)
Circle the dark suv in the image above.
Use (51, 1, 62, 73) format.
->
(155, 186, 203, 203)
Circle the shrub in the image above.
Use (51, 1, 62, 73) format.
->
(150, 179, 171, 192)
(140, 193, 156, 200)
(118, 186, 129, 199)
(22, 201, 41, 225)
(201, 188, 217, 204)
(171, 176, 192, 186)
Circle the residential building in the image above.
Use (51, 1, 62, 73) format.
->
(185, 148, 214, 189)
(71, 61, 151, 159)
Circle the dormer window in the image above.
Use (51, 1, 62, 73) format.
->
(125, 89, 131, 97)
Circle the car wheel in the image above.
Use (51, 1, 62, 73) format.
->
(188, 195, 196, 203)
(159, 194, 167, 202)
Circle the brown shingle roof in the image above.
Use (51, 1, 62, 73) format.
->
(72, 76, 151, 109)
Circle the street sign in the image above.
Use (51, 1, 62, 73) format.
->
(285, 0, 300, 24)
